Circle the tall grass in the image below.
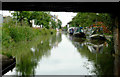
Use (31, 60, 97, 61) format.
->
(2, 23, 56, 49)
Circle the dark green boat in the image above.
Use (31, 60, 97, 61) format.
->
(73, 27, 86, 38)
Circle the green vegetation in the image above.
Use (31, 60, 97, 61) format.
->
(70, 34, 115, 75)
(1, 11, 58, 57)
(2, 11, 63, 50)
(68, 12, 114, 34)
(1, 11, 115, 76)
(2, 23, 56, 49)
(2, 29, 62, 75)
(57, 19, 62, 29)
(62, 25, 68, 31)
(1, 11, 61, 74)
(1, 17, 60, 75)
(0, 27, 2, 51)
(11, 11, 62, 29)
(104, 33, 113, 36)
(75, 42, 114, 75)
(0, 51, 13, 58)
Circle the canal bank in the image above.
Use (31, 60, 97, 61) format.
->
(2, 32, 59, 76)
(0, 54, 16, 75)
(1, 24, 57, 76)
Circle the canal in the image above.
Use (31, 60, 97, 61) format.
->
(4, 32, 115, 75)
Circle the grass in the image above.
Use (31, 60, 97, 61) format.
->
(104, 33, 113, 36)
(0, 51, 13, 58)
(1, 23, 56, 57)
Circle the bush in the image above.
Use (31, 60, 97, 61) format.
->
(8, 26, 35, 42)
(2, 27, 14, 48)
(2, 24, 36, 48)
(1, 51, 13, 58)
(2, 23, 56, 48)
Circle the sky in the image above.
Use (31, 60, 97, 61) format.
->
(50, 12, 77, 27)
(0, 10, 13, 16)
(0, 11, 77, 27)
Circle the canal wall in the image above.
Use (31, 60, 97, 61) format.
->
(113, 15, 120, 56)
(114, 55, 120, 77)
(0, 54, 16, 75)
(113, 14, 120, 77)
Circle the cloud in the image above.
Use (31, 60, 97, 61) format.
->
(50, 12, 77, 27)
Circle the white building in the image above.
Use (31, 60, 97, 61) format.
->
(31, 15, 58, 28)
(31, 20, 42, 28)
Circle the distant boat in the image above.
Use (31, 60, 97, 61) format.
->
(90, 34, 106, 40)
(68, 27, 75, 35)
(69, 29, 74, 35)
(89, 27, 106, 40)
(73, 27, 86, 38)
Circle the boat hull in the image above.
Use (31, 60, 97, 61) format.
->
(90, 34, 106, 40)
(69, 33, 73, 35)
(73, 32, 86, 38)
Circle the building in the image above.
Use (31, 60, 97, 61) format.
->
(31, 19, 42, 28)
(31, 15, 58, 29)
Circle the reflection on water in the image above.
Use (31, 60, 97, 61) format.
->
(4, 32, 117, 76)
(68, 34, 115, 75)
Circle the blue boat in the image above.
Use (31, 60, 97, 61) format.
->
(68, 27, 74, 35)
(73, 27, 86, 38)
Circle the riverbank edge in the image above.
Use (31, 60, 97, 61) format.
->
(1, 26, 56, 59)
(1, 26, 57, 75)
(0, 54, 16, 75)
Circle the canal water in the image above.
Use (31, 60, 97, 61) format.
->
(4, 32, 115, 75)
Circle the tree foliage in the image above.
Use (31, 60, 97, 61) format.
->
(12, 11, 32, 26)
(51, 19, 57, 29)
(33, 11, 51, 29)
(68, 12, 113, 31)
(57, 19, 62, 29)
(11, 11, 62, 29)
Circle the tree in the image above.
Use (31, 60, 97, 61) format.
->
(12, 11, 61, 29)
(12, 11, 33, 26)
(30, 11, 51, 29)
(51, 19, 57, 29)
(68, 12, 113, 32)
(57, 19, 62, 29)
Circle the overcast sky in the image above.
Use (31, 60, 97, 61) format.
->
(50, 12, 77, 26)
(0, 11, 77, 27)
